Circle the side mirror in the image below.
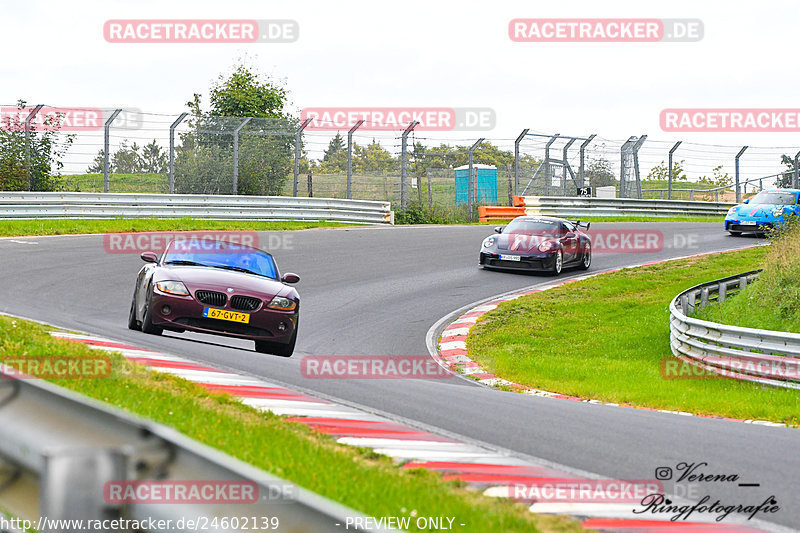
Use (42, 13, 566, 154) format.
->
(743, 199, 750, 204)
(140, 252, 158, 263)
(494, 226, 504, 234)
(281, 273, 300, 284)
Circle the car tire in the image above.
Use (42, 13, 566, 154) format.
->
(728, 231, 742, 237)
(551, 250, 563, 276)
(127, 297, 141, 331)
(578, 241, 591, 271)
(255, 328, 297, 358)
(141, 290, 163, 336)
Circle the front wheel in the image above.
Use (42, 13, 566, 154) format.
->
(578, 242, 591, 270)
(127, 297, 141, 331)
(550, 250, 563, 276)
(255, 328, 297, 358)
(141, 291, 163, 336)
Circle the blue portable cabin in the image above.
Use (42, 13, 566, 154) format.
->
(454, 164, 498, 205)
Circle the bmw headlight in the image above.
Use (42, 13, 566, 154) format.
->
(155, 280, 190, 296)
(267, 296, 297, 311)
(483, 237, 496, 248)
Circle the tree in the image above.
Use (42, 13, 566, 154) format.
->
(140, 140, 167, 174)
(0, 100, 74, 191)
(698, 165, 732, 188)
(779, 154, 797, 187)
(321, 133, 347, 172)
(176, 64, 295, 195)
(585, 158, 617, 188)
(647, 159, 687, 182)
(353, 139, 395, 172)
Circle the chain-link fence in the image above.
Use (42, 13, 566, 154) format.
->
(3, 105, 799, 214)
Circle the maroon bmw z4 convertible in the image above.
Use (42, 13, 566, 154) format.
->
(128, 239, 300, 357)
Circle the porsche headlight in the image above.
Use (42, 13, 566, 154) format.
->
(267, 296, 297, 311)
(155, 280, 190, 296)
(538, 240, 557, 253)
(727, 207, 737, 215)
(483, 237, 496, 248)
(773, 207, 785, 217)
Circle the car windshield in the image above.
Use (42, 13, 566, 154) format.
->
(162, 239, 279, 279)
(748, 191, 798, 205)
(504, 220, 562, 235)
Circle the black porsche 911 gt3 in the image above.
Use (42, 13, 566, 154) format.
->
(479, 216, 592, 275)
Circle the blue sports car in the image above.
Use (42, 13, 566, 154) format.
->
(724, 189, 800, 235)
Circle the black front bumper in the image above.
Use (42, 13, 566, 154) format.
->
(479, 252, 556, 271)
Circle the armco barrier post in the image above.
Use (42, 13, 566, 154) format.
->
(578, 134, 595, 189)
(24, 104, 44, 191)
(514, 128, 529, 196)
(232, 117, 252, 195)
(168, 112, 188, 194)
(400, 121, 419, 209)
(468, 138, 484, 221)
(668, 141, 682, 200)
(293, 118, 313, 197)
(347, 120, 365, 199)
(735, 146, 748, 203)
(103, 109, 122, 193)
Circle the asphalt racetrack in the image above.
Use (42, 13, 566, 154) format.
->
(2, 223, 797, 530)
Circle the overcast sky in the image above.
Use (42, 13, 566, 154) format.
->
(3, 0, 799, 178)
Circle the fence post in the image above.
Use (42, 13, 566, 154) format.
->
(168, 112, 188, 194)
(632, 135, 647, 199)
(24, 104, 44, 191)
(400, 121, 419, 209)
(794, 150, 800, 189)
(293, 118, 313, 197)
(347, 120, 365, 199)
(103, 109, 122, 193)
(513, 128, 529, 196)
(668, 140, 682, 200)
(735, 146, 748, 203)
(561, 138, 576, 195)
(578, 134, 595, 188)
(467, 138, 485, 221)
(543, 134, 560, 196)
(232, 117, 252, 195)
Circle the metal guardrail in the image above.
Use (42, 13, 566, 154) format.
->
(0, 368, 376, 532)
(0, 192, 394, 225)
(669, 270, 800, 389)
(478, 196, 733, 221)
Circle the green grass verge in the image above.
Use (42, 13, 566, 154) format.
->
(0, 315, 580, 533)
(694, 221, 800, 333)
(0, 218, 349, 237)
(467, 246, 800, 426)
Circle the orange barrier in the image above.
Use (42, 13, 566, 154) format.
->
(478, 206, 525, 222)
(511, 196, 526, 207)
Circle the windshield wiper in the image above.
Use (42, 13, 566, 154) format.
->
(211, 265, 264, 277)
(164, 260, 205, 266)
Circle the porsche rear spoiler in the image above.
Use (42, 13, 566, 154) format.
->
(573, 220, 591, 230)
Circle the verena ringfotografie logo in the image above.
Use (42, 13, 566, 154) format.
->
(300, 108, 495, 131)
(104, 19, 298, 43)
(661, 109, 800, 132)
(103, 232, 262, 254)
(509, 18, 703, 42)
(301, 356, 452, 379)
(0, 107, 141, 132)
